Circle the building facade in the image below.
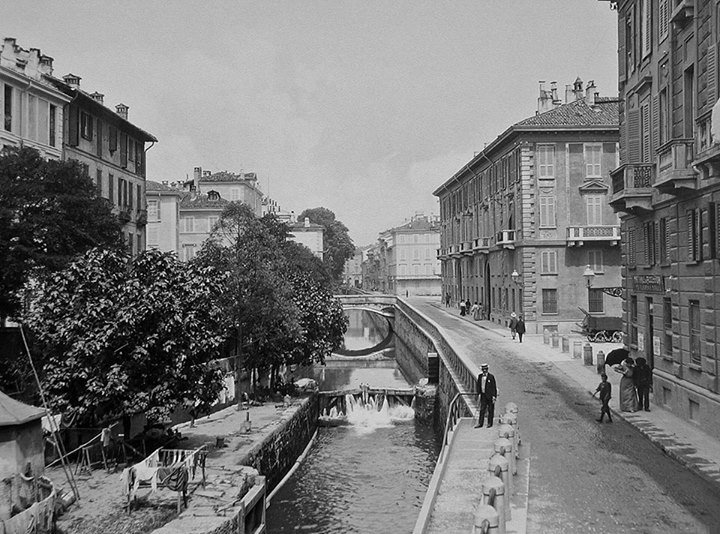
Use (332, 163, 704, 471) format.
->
(434, 80, 622, 333)
(344, 247, 368, 289)
(378, 214, 441, 296)
(0, 37, 69, 158)
(146, 180, 182, 254)
(289, 217, 324, 260)
(608, 0, 720, 438)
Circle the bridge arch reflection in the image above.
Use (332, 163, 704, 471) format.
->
(335, 306, 394, 356)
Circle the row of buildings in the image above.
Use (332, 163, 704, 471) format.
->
(434, 0, 720, 439)
(1, 36, 324, 265)
(344, 213, 442, 297)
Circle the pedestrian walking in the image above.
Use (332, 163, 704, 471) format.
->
(471, 301, 481, 321)
(634, 357, 653, 411)
(459, 299, 467, 316)
(445, 293, 451, 308)
(475, 363, 498, 428)
(509, 312, 518, 339)
(465, 299, 471, 315)
(516, 315, 526, 343)
(592, 373, 613, 423)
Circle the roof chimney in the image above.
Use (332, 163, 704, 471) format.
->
(565, 84, 573, 104)
(115, 103, 128, 120)
(62, 73, 81, 88)
(38, 54, 53, 76)
(537, 80, 552, 114)
(573, 77, 584, 101)
(550, 81, 560, 105)
(90, 92, 104, 105)
(586, 80, 598, 106)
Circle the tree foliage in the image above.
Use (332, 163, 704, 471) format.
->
(0, 147, 122, 321)
(23, 248, 227, 426)
(197, 203, 347, 385)
(297, 207, 355, 283)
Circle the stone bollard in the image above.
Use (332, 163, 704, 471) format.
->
(573, 341, 582, 359)
(551, 331, 559, 348)
(543, 329, 550, 344)
(488, 452, 511, 503)
(561, 336, 569, 353)
(473, 503, 500, 534)
(583, 343, 593, 366)
(494, 437, 514, 481)
(482, 476, 506, 533)
(596, 350, 606, 374)
(496, 424, 517, 475)
(504, 402, 518, 416)
(499, 413, 519, 456)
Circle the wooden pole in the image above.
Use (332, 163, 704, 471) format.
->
(19, 325, 80, 502)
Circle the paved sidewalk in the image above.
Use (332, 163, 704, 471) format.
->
(429, 300, 720, 490)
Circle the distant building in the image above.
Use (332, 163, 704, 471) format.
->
(289, 217, 324, 260)
(0, 37, 69, 159)
(344, 246, 369, 288)
(434, 79, 621, 333)
(194, 167, 263, 216)
(146, 180, 182, 253)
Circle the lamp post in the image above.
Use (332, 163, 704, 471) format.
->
(510, 269, 522, 316)
(583, 265, 623, 298)
(511, 269, 521, 285)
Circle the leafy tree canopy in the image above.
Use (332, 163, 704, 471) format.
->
(297, 207, 355, 284)
(23, 248, 227, 427)
(0, 147, 122, 321)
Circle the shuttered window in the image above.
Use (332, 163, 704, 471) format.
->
(539, 196, 556, 228)
(542, 289, 558, 315)
(659, 217, 670, 263)
(630, 295, 638, 346)
(689, 300, 701, 365)
(663, 297, 673, 356)
(537, 145, 555, 178)
(641, 100, 651, 162)
(585, 144, 602, 177)
(641, 0, 651, 58)
(588, 250, 603, 273)
(628, 109, 641, 163)
(586, 196, 603, 225)
(628, 228, 637, 268)
(707, 45, 717, 112)
(643, 221, 656, 265)
(540, 251, 557, 274)
(687, 209, 701, 262)
(659, 0, 669, 42)
(588, 289, 604, 314)
(68, 105, 79, 146)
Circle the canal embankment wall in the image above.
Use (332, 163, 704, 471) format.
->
(394, 299, 479, 429)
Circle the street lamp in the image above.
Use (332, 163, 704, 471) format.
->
(583, 264, 623, 298)
(583, 265, 595, 288)
(511, 269, 521, 285)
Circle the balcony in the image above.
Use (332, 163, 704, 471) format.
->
(609, 163, 654, 214)
(566, 226, 620, 247)
(136, 209, 148, 226)
(118, 208, 132, 224)
(460, 241, 473, 255)
(473, 236, 492, 254)
(655, 140, 697, 194)
(495, 230, 516, 249)
(436, 248, 446, 260)
(670, 0, 694, 24)
(448, 244, 462, 258)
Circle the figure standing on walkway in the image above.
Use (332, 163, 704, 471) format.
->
(509, 312, 518, 339)
(634, 357, 653, 412)
(471, 301, 480, 321)
(592, 373, 613, 423)
(460, 299, 467, 316)
(614, 357, 638, 412)
(475, 363, 497, 428)
(445, 293, 451, 308)
(515, 315, 526, 343)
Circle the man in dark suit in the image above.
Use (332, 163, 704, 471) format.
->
(475, 363, 498, 428)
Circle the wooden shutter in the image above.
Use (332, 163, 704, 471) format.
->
(687, 209, 697, 261)
(618, 12, 627, 82)
(120, 131, 127, 168)
(628, 228, 636, 267)
(707, 44, 717, 112)
(652, 95, 660, 157)
(96, 118, 103, 156)
(641, 102, 651, 162)
(659, 0, 669, 41)
(109, 126, 117, 152)
(68, 105, 79, 146)
(628, 109, 641, 163)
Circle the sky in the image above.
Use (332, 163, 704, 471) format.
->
(3, 1, 619, 245)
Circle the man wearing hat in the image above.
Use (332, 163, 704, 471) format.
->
(509, 313, 518, 340)
(475, 363, 498, 428)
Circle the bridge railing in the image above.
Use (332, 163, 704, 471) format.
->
(438, 392, 476, 463)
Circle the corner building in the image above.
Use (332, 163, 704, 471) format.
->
(607, 0, 720, 438)
(434, 80, 621, 334)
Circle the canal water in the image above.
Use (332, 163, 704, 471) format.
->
(266, 309, 441, 533)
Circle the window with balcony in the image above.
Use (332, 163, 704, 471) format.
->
(663, 297, 673, 357)
(537, 145, 555, 179)
(589, 288, 604, 313)
(539, 196, 556, 228)
(542, 289, 558, 314)
(540, 250, 557, 274)
(586, 195, 603, 225)
(585, 144, 602, 178)
(689, 299, 701, 365)
(588, 250, 603, 272)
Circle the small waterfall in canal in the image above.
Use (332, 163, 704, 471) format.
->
(320, 391, 415, 435)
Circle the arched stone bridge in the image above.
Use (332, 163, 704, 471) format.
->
(334, 294, 396, 356)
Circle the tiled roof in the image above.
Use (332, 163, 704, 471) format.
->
(393, 217, 439, 232)
(515, 98, 619, 128)
(199, 171, 257, 183)
(146, 180, 178, 192)
(179, 191, 230, 209)
(0, 391, 45, 427)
